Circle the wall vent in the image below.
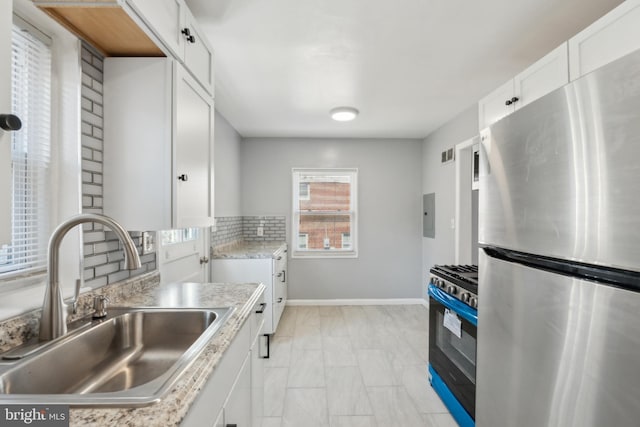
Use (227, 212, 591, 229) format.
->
(441, 147, 455, 164)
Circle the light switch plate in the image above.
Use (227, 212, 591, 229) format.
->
(257, 227, 264, 237)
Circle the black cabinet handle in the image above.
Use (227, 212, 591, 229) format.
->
(0, 114, 21, 131)
(186, 35, 196, 43)
(261, 333, 270, 359)
(277, 297, 283, 303)
(255, 302, 266, 314)
(177, 174, 188, 181)
(281, 270, 286, 283)
(181, 28, 191, 37)
(226, 425, 237, 427)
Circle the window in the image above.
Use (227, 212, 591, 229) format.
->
(292, 168, 357, 258)
(160, 228, 200, 246)
(341, 232, 351, 249)
(299, 183, 310, 200)
(0, 19, 52, 275)
(298, 233, 308, 249)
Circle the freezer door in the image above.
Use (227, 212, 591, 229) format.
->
(478, 47, 640, 271)
(477, 250, 640, 427)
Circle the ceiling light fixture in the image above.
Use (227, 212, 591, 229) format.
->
(330, 106, 359, 122)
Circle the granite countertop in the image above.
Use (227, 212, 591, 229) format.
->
(211, 241, 286, 259)
(0, 273, 264, 427)
(70, 280, 264, 426)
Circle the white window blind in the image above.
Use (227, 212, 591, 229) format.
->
(0, 20, 52, 275)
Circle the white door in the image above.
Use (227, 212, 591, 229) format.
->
(0, 6, 12, 246)
(158, 227, 210, 284)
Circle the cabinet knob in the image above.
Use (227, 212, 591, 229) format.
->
(177, 174, 188, 182)
(505, 96, 519, 106)
(186, 35, 196, 43)
(199, 256, 209, 264)
(277, 297, 283, 303)
(0, 114, 22, 131)
(181, 28, 191, 37)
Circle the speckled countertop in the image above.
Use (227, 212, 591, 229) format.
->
(211, 241, 286, 259)
(71, 281, 264, 426)
(0, 272, 265, 427)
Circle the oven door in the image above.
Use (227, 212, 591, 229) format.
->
(428, 284, 478, 419)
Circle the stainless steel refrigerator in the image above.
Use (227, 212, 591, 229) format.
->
(477, 47, 640, 427)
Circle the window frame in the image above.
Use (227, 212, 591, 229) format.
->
(291, 168, 358, 259)
(0, 1, 82, 296)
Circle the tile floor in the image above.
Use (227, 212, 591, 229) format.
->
(261, 304, 457, 427)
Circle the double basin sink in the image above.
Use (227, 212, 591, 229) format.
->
(0, 306, 234, 407)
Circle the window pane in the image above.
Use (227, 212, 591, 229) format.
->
(298, 175, 351, 211)
(299, 213, 351, 250)
(1, 22, 52, 274)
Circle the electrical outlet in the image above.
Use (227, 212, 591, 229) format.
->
(257, 227, 264, 237)
(142, 231, 154, 254)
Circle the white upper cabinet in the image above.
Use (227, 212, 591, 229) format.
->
(478, 43, 568, 130)
(103, 58, 214, 231)
(514, 43, 568, 109)
(183, 7, 214, 94)
(174, 65, 215, 228)
(478, 79, 515, 131)
(33, 0, 213, 94)
(569, 0, 640, 80)
(128, 0, 214, 94)
(0, 9, 11, 246)
(126, 0, 185, 58)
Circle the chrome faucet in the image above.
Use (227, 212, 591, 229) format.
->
(39, 213, 142, 341)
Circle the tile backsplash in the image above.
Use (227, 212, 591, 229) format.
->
(212, 216, 286, 248)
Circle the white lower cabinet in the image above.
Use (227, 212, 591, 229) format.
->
(223, 354, 251, 427)
(211, 245, 288, 335)
(182, 293, 265, 427)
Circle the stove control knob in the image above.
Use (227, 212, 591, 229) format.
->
(447, 285, 457, 295)
(438, 280, 446, 289)
(469, 297, 478, 308)
(460, 292, 470, 303)
(429, 277, 437, 285)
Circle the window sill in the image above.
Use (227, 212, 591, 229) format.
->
(291, 250, 358, 259)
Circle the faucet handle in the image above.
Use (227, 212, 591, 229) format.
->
(92, 295, 109, 319)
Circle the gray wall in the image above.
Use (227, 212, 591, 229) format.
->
(242, 138, 423, 300)
(422, 104, 478, 295)
(214, 111, 243, 217)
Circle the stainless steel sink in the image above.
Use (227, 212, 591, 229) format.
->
(0, 306, 234, 407)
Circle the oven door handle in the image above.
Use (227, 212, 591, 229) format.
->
(428, 284, 478, 326)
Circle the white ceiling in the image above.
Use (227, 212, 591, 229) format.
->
(186, 0, 623, 139)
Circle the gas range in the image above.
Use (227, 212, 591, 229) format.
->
(429, 264, 478, 308)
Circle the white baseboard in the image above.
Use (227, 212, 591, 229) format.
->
(287, 298, 428, 307)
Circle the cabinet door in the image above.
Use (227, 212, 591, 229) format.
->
(0, 8, 11, 245)
(213, 410, 224, 427)
(183, 8, 214, 95)
(251, 340, 265, 427)
(174, 65, 215, 228)
(514, 43, 568, 110)
(127, 0, 185, 59)
(478, 79, 514, 130)
(225, 354, 251, 427)
(569, 0, 640, 80)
